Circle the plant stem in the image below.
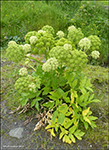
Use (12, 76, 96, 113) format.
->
(28, 64, 36, 71)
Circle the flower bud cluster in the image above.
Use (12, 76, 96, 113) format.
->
(25, 31, 38, 43)
(38, 30, 46, 34)
(19, 67, 28, 76)
(66, 50, 88, 71)
(88, 35, 101, 51)
(6, 44, 25, 63)
(15, 75, 41, 93)
(42, 57, 59, 72)
(49, 46, 69, 65)
(64, 44, 72, 51)
(67, 27, 84, 45)
(8, 40, 17, 47)
(29, 36, 38, 45)
(55, 38, 75, 50)
(91, 50, 100, 59)
(28, 83, 37, 93)
(68, 25, 76, 32)
(42, 25, 55, 35)
(33, 32, 55, 54)
(56, 31, 64, 38)
(22, 44, 31, 53)
(78, 37, 91, 51)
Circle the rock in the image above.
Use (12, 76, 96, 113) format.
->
(9, 127, 23, 139)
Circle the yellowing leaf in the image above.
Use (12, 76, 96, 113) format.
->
(69, 125, 77, 134)
(45, 121, 55, 130)
(68, 133, 76, 143)
(59, 132, 65, 139)
(51, 128, 56, 137)
(71, 92, 74, 104)
(83, 116, 91, 124)
(63, 135, 72, 144)
(69, 107, 73, 112)
(82, 107, 90, 117)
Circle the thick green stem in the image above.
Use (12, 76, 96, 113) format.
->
(28, 64, 36, 71)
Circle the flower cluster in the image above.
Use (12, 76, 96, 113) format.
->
(15, 76, 32, 93)
(66, 49, 88, 71)
(6, 44, 25, 63)
(42, 25, 55, 35)
(8, 40, 17, 47)
(56, 31, 64, 38)
(19, 67, 28, 76)
(88, 35, 101, 52)
(32, 32, 55, 55)
(29, 36, 38, 45)
(64, 44, 72, 51)
(28, 83, 37, 92)
(78, 37, 91, 51)
(55, 38, 75, 50)
(49, 46, 69, 66)
(67, 26, 84, 45)
(15, 75, 41, 93)
(91, 50, 100, 59)
(25, 31, 38, 43)
(68, 25, 76, 32)
(42, 57, 59, 72)
(22, 44, 31, 53)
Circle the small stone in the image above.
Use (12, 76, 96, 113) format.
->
(90, 145, 92, 147)
(9, 127, 23, 139)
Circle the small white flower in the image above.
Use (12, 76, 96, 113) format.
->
(42, 57, 59, 72)
(29, 36, 38, 45)
(78, 37, 91, 50)
(26, 53, 31, 57)
(68, 25, 76, 31)
(19, 67, 28, 76)
(91, 50, 100, 59)
(8, 41, 17, 47)
(64, 44, 72, 51)
(56, 31, 64, 38)
(23, 44, 31, 53)
(38, 30, 46, 33)
(28, 83, 36, 92)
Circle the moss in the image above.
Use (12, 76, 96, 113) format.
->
(82, 64, 109, 84)
(85, 82, 108, 148)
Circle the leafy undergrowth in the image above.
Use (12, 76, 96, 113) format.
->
(1, 50, 108, 148)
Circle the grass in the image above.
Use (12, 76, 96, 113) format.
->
(1, 1, 108, 65)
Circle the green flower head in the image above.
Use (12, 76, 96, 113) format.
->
(6, 44, 25, 63)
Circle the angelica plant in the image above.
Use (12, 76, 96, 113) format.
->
(6, 24, 101, 145)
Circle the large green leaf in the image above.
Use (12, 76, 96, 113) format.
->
(69, 125, 77, 134)
(68, 133, 76, 143)
(20, 98, 28, 106)
(52, 110, 58, 123)
(74, 130, 85, 140)
(42, 86, 51, 95)
(57, 113, 65, 125)
(42, 101, 54, 109)
(58, 104, 68, 114)
(35, 101, 39, 111)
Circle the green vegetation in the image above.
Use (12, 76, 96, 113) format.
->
(1, 1, 108, 65)
(1, 48, 108, 148)
(1, 1, 108, 149)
